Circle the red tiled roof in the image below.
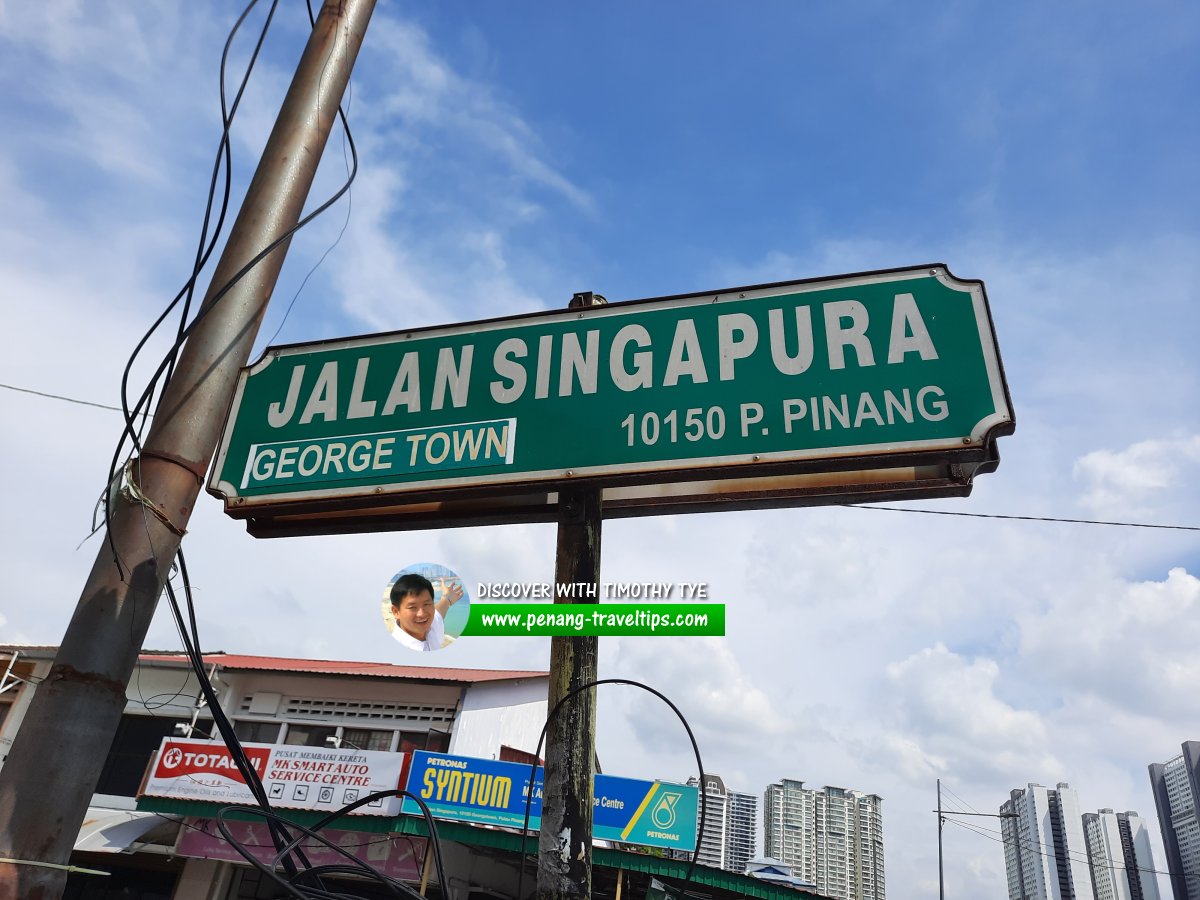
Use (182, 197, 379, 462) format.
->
(136, 651, 546, 684)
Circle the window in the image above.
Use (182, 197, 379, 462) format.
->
(397, 729, 449, 753)
(283, 724, 337, 747)
(255, 695, 457, 726)
(500, 745, 543, 766)
(342, 728, 393, 751)
(95, 714, 210, 796)
(234, 720, 281, 744)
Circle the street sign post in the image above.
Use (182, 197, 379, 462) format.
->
(209, 264, 1013, 534)
(202, 264, 1015, 900)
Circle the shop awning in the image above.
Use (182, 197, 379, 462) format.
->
(75, 807, 174, 853)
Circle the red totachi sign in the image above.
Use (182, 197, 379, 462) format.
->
(153, 741, 270, 782)
(141, 738, 408, 817)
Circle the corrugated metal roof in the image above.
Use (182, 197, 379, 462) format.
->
(0, 645, 59, 657)
(136, 652, 547, 684)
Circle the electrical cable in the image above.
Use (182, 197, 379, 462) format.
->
(0, 382, 142, 414)
(132, 681, 195, 712)
(163, 554, 312, 880)
(8, 367, 1199, 538)
(159, 812, 426, 859)
(14, 376, 1193, 535)
(73, 3, 1191, 896)
(11, 368, 1196, 538)
(107, 86, 359, 551)
(102, 0, 360, 577)
(939, 782, 981, 815)
(845, 503, 1200, 532)
(261, 0, 356, 347)
(112, 0, 272, 461)
(162, 569, 706, 896)
(944, 814, 1196, 881)
(215, 789, 448, 900)
(514, 677, 709, 900)
(104, 0, 277, 575)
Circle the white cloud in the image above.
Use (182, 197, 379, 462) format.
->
(291, 13, 595, 335)
(885, 644, 1062, 782)
(1018, 567, 1200, 719)
(365, 17, 591, 212)
(608, 635, 793, 759)
(1074, 435, 1200, 517)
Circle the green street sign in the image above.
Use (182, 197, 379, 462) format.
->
(209, 265, 1013, 532)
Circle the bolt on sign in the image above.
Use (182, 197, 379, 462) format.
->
(209, 265, 1014, 535)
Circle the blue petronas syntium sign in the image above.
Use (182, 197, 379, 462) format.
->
(401, 751, 699, 851)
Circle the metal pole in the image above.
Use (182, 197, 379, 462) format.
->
(0, 3, 375, 897)
(536, 471, 602, 900)
(934, 803, 1020, 899)
(419, 839, 433, 898)
(938, 779, 945, 900)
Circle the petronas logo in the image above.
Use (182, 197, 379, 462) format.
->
(651, 791, 682, 829)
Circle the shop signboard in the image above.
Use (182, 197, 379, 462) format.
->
(401, 751, 698, 851)
(141, 738, 407, 817)
(209, 265, 1013, 533)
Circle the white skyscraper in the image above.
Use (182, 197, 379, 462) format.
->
(725, 788, 757, 875)
(680, 774, 757, 874)
(1082, 809, 1161, 900)
(763, 778, 885, 900)
(1149, 742, 1200, 900)
(1001, 783, 1094, 900)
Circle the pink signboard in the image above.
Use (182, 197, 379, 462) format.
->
(176, 817, 424, 880)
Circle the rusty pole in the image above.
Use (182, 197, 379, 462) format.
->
(0, 3, 376, 897)
(537, 291, 606, 900)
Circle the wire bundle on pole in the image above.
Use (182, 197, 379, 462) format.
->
(93, 0, 364, 891)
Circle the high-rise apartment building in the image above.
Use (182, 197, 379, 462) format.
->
(1149, 742, 1200, 900)
(763, 778, 885, 900)
(725, 787, 758, 875)
(678, 774, 757, 874)
(1001, 783, 1094, 900)
(1082, 809, 1161, 900)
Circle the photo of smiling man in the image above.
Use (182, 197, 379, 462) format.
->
(382, 565, 469, 652)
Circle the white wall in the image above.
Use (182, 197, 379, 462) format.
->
(0, 655, 52, 772)
(449, 678, 548, 760)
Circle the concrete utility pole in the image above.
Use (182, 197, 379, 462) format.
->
(0, 2, 375, 897)
(538, 289, 604, 900)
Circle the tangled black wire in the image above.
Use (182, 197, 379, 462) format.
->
(99, 0, 358, 578)
(215, 790, 449, 900)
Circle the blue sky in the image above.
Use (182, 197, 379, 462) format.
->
(2, 3, 1199, 898)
